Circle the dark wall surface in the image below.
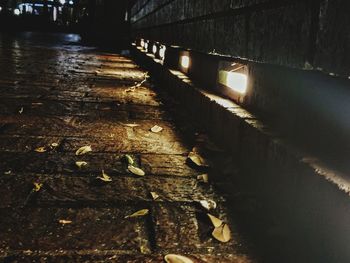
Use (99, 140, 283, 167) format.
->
(130, 0, 350, 173)
(131, 0, 349, 77)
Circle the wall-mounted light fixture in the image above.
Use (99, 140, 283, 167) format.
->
(152, 44, 157, 54)
(144, 41, 149, 52)
(13, 8, 20, 15)
(217, 62, 248, 103)
(179, 51, 191, 74)
(218, 70, 248, 95)
(180, 55, 190, 69)
(159, 45, 166, 60)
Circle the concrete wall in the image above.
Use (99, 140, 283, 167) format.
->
(130, 0, 350, 172)
(130, 0, 349, 77)
(132, 47, 350, 262)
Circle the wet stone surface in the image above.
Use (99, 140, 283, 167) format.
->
(0, 33, 254, 262)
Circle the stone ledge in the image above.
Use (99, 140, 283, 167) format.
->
(132, 46, 350, 261)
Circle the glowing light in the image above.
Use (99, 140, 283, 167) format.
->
(69, 1, 73, 4)
(152, 44, 157, 54)
(144, 42, 149, 52)
(218, 70, 248, 94)
(53, 7, 57, 21)
(59, 0, 65, 5)
(159, 45, 166, 59)
(180, 55, 190, 69)
(140, 39, 145, 48)
(13, 9, 20, 15)
(0, 7, 2, 12)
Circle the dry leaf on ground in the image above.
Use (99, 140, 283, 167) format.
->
(124, 154, 134, 165)
(122, 123, 140, 128)
(75, 161, 88, 169)
(207, 213, 223, 228)
(164, 254, 194, 263)
(59, 220, 72, 225)
(19, 107, 24, 114)
(212, 223, 231, 243)
(75, 145, 92, 156)
(51, 142, 59, 148)
(199, 200, 217, 210)
(125, 209, 149, 218)
(128, 165, 145, 176)
(34, 147, 47, 153)
(187, 151, 209, 167)
(96, 170, 112, 182)
(150, 192, 159, 200)
(33, 182, 43, 192)
(197, 174, 209, 183)
(150, 125, 163, 133)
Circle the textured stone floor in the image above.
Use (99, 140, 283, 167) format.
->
(0, 33, 255, 262)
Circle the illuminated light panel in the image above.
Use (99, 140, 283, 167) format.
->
(180, 55, 190, 69)
(59, 0, 65, 4)
(159, 45, 166, 59)
(53, 7, 57, 21)
(144, 42, 149, 52)
(0, 7, 2, 11)
(218, 70, 248, 94)
(152, 44, 157, 54)
(140, 39, 145, 48)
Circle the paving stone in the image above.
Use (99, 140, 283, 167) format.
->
(151, 203, 242, 253)
(0, 207, 150, 252)
(1, 254, 252, 263)
(141, 154, 198, 177)
(0, 33, 255, 261)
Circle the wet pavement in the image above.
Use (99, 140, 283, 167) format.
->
(0, 32, 255, 262)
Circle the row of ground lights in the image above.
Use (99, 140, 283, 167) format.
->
(136, 38, 248, 103)
(139, 39, 166, 62)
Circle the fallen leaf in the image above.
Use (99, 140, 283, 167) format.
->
(140, 244, 149, 254)
(197, 174, 209, 183)
(150, 125, 163, 133)
(31, 102, 43, 107)
(200, 200, 217, 210)
(33, 182, 43, 192)
(164, 254, 194, 263)
(124, 154, 134, 165)
(4, 170, 12, 175)
(75, 145, 92, 156)
(125, 209, 149, 218)
(128, 165, 145, 176)
(150, 192, 159, 200)
(51, 142, 59, 148)
(19, 107, 24, 114)
(123, 123, 140, 128)
(187, 151, 209, 167)
(96, 170, 112, 182)
(207, 213, 223, 228)
(34, 147, 47, 153)
(59, 219, 72, 225)
(75, 161, 88, 169)
(212, 223, 231, 243)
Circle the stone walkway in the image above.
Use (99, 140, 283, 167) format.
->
(0, 33, 255, 262)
